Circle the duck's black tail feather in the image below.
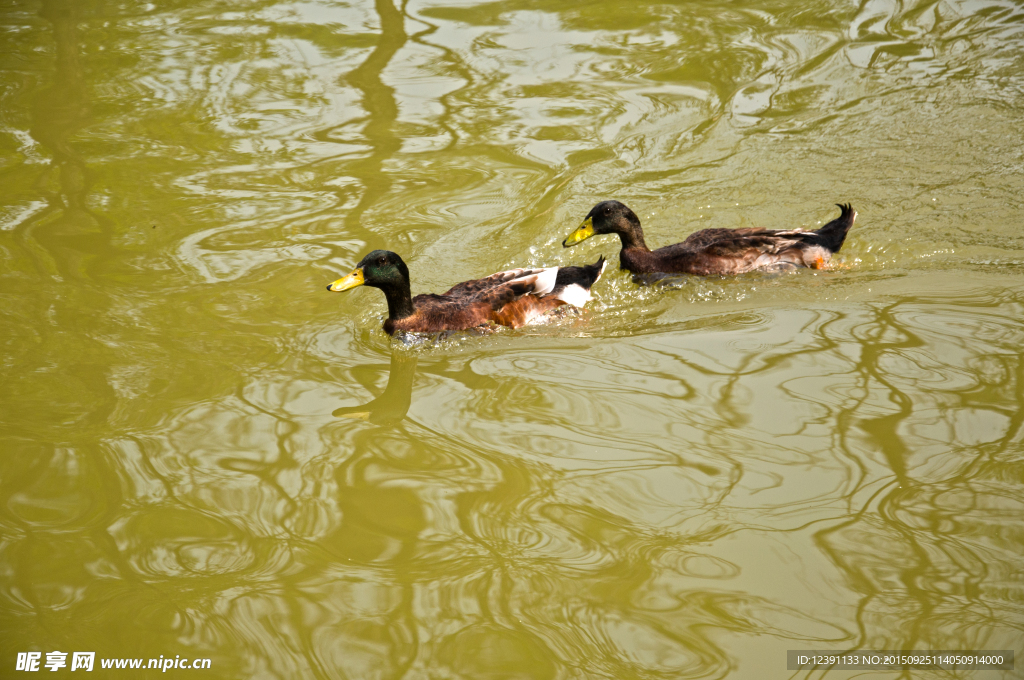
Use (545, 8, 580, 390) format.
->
(815, 203, 857, 253)
(555, 255, 607, 289)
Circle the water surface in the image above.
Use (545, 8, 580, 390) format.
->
(1, 0, 1023, 677)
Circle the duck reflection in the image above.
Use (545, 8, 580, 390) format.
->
(334, 350, 417, 425)
(334, 350, 499, 425)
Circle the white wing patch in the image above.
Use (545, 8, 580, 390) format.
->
(528, 267, 558, 296)
(553, 284, 591, 307)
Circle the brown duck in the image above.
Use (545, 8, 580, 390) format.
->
(327, 250, 606, 335)
(563, 200, 857, 275)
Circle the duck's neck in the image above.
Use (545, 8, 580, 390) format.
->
(615, 213, 649, 251)
(378, 279, 415, 320)
(618, 229, 649, 251)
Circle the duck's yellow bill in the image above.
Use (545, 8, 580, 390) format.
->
(327, 267, 364, 292)
(562, 217, 594, 247)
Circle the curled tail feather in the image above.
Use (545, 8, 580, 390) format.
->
(816, 203, 857, 253)
(549, 255, 607, 307)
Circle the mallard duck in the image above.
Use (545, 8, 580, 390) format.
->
(327, 250, 607, 335)
(563, 201, 857, 275)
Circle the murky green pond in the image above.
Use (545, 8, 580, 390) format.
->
(2, 0, 1023, 677)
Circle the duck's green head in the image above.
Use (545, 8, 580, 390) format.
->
(327, 249, 410, 293)
(563, 200, 644, 248)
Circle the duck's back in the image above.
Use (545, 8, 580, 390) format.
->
(390, 261, 604, 333)
(626, 227, 833, 275)
(392, 268, 554, 333)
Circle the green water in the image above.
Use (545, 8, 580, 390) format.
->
(1, 0, 1023, 678)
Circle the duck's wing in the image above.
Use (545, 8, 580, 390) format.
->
(486, 258, 606, 326)
(638, 205, 857, 275)
(681, 204, 857, 255)
(678, 227, 807, 254)
(649, 228, 827, 274)
(705, 230, 812, 257)
(402, 260, 606, 332)
(679, 227, 758, 250)
(404, 268, 560, 331)
(441, 267, 554, 298)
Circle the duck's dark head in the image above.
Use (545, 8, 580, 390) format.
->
(327, 249, 410, 293)
(563, 200, 646, 250)
(327, 250, 415, 322)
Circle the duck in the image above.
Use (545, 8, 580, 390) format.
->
(562, 200, 857, 276)
(327, 250, 607, 335)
